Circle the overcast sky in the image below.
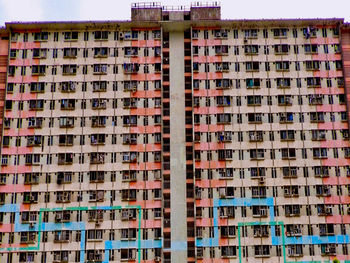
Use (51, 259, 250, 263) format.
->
(0, 0, 349, 26)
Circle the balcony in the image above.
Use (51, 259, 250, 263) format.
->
(123, 81, 138, 92)
(122, 152, 138, 163)
(63, 48, 78, 58)
(60, 99, 75, 110)
(244, 45, 259, 55)
(64, 31, 78, 41)
(59, 117, 74, 128)
(247, 95, 261, 106)
(62, 65, 77, 75)
(91, 116, 106, 127)
(123, 98, 137, 108)
(58, 153, 73, 165)
(252, 206, 268, 218)
(89, 171, 105, 183)
(123, 134, 137, 145)
(305, 60, 320, 71)
(217, 114, 231, 124)
(92, 99, 107, 110)
(216, 96, 231, 107)
(275, 61, 290, 72)
(216, 79, 232, 89)
(274, 44, 289, 54)
(29, 100, 44, 110)
(311, 130, 326, 141)
(273, 28, 288, 38)
(90, 153, 105, 164)
(280, 130, 295, 141)
(248, 113, 263, 124)
(55, 211, 71, 223)
(246, 78, 260, 89)
(214, 45, 229, 55)
(278, 95, 292, 106)
(33, 48, 47, 59)
(250, 150, 264, 160)
(282, 167, 297, 178)
(246, 62, 259, 72)
(279, 113, 293, 123)
(253, 225, 269, 237)
(217, 131, 232, 142)
(215, 62, 229, 72)
(249, 131, 263, 142)
(276, 78, 291, 89)
(94, 47, 108, 58)
(27, 136, 42, 147)
(284, 186, 299, 197)
(58, 135, 74, 146)
(93, 81, 107, 92)
(307, 77, 321, 88)
(124, 47, 138, 57)
(93, 64, 107, 75)
(60, 82, 76, 93)
(123, 116, 137, 126)
(54, 231, 70, 243)
(285, 205, 301, 217)
(309, 95, 323, 105)
(123, 63, 139, 74)
(304, 44, 318, 54)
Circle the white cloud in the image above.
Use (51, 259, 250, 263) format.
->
(0, 0, 44, 23)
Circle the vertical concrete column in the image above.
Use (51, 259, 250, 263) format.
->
(169, 30, 187, 261)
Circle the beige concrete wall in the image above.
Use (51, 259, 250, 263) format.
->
(169, 30, 187, 261)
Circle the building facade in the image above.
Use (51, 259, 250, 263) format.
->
(0, 2, 349, 262)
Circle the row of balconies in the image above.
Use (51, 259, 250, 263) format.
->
(192, 43, 340, 56)
(7, 80, 162, 93)
(193, 147, 345, 161)
(194, 94, 341, 107)
(195, 204, 335, 218)
(10, 46, 162, 60)
(196, 223, 336, 239)
(192, 112, 347, 125)
(195, 185, 334, 199)
(0, 164, 338, 185)
(17, 249, 143, 263)
(6, 76, 344, 94)
(11, 30, 161, 43)
(196, 244, 338, 259)
(0, 189, 160, 204)
(191, 60, 343, 73)
(7, 63, 162, 76)
(192, 27, 340, 40)
(1, 146, 348, 166)
(192, 77, 344, 90)
(4, 133, 162, 147)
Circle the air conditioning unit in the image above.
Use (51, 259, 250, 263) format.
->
(119, 32, 124, 40)
(155, 256, 161, 262)
(259, 177, 265, 184)
(29, 222, 35, 228)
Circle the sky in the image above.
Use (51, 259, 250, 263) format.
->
(0, 0, 350, 26)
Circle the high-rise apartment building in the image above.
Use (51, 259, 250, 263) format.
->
(0, 2, 349, 262)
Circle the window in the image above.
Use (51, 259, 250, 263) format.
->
(62, 64, 77, 75)
(33, 32, 48, 41)
(94, 31, 109, 40)
(275, 61, 290, 71)
(64, 31, 78, 41)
